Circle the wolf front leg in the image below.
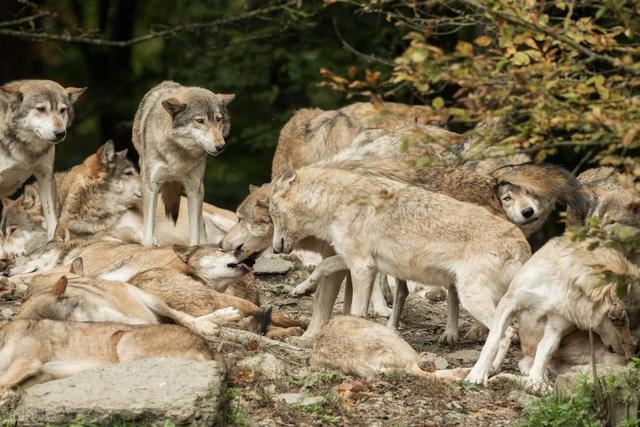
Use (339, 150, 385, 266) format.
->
(0, 358, 44, 393)
(185, 180, 205, 246)
(387, 279, 408, 329)
(348, 263, 377, 317)
(142, 182, 159, 247)
(302, 270, 346, 338)
(34, 166, 57, 241)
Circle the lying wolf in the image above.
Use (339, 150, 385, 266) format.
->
(133, 81, 235, 246)
(269, 165, 530, 356)
(0, 319, 218, 396)
(0, 79, 85, 240)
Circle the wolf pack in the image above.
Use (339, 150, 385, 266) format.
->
(0, 78, 638, 405)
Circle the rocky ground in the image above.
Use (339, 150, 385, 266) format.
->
(0, 256, 536, 426)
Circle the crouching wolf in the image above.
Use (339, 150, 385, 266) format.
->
(132, 81, 234, 246)
(0, 80, 85, 240)
(269, 165, 531, 347)
(0, 319, 218, 396)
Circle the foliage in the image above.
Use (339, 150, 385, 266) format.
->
(523, 358, 640, 427)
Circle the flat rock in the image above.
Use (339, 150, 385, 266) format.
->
(16, 358, 225, 426)
(254, 255, 294, 275)
(237, 353, 286, 381)
(446, 349, 480, 365)
(555, 364, 630, 395)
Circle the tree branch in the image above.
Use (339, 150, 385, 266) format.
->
(459, 0, 640, 76)
(332, 17, 396, 67)
(0, 11, 51, 28)
(0, 1, 298, 47)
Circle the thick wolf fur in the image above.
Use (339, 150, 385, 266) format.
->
(0, 319, 216, 394)
(466, 235, 640, 392)
(132, 80, 234, 246)
(0, 79, 85, 240)
(270, 166, 530, 341)
(18, 274, 245, 336)
(271, 102, 441, 179)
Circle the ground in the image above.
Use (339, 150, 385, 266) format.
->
(0, 258, 532, 426)
(219, 260, 531, 426)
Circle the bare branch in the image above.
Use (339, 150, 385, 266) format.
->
(332, 17, 396, 67)
(0, 11, 52, 28)
(0, 1, 298, 47)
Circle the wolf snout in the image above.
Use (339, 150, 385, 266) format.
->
(52, 129, 67, 143)
(214, 142, 226, 153)
(521, 207, 534, 218)
(272, 238, 291, 254)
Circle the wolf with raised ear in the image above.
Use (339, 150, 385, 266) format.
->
(0, 79, 86, 240)
(132, 81, 234, 246)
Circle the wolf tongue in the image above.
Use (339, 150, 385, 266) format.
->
(239, 262, 253, 272)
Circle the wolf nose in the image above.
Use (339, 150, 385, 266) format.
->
(54, 130, 67, 141)
(521, 207, 534, 218)
(233, 244, 243, 257)
(214, 143, 226, 153)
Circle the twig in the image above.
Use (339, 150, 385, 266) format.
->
(0, 1, 297, 47)
(0, 11, 51, 28)
(206, 327, 310, 359)
(332, 17, 396, 67)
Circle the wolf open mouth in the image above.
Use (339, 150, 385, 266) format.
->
(227, 251, 259, 272)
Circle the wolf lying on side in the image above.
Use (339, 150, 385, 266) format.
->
(0, 319, 218, 397)
(133, 81, 235, 247)
(0, 79, 85, 240)
(270, 164, 530, 363)
(311, 316, 469, 381)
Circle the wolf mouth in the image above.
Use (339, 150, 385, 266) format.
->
(227, 251, 259, 272)
(521, 217, 539, 226)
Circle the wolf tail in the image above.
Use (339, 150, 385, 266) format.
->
(161, 181, 182, 224)
(244, 306, 273, 335)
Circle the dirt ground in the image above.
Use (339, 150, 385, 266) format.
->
(217, 261, 533, 427)
(0, 259, 534, 426)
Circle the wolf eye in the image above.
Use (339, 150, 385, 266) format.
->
(124, 170, 135, 176)
(59, 106, 68, 114)
(215, 115, 223, 122)
(7, 226, 17, 236)
(502, 196, 512, 202)
(36, 106, 46, 112)
(194, 117, 205, 124)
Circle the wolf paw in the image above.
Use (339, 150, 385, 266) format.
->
(464, 323, 488, 342)
(208, 307, 244, 323)
(0, 277, 14, 300)
(291, 279, 317, 297)
(438, 329, 459, 346)
(370, 304, 392, 318)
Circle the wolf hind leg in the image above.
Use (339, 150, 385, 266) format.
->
(142, 182, 159, 247)
(348, 263, 377, 317)
(369, 274, 392, 317)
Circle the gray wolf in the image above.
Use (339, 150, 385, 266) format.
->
(132, 80, 234, 246)
(311, 316, 469, 380)
(0, 79, 85, 240)
(269, 165, 530, 347)
(0, 319, 217, 396)
(466, 209, 640, 391)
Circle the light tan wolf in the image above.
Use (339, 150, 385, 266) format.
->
(311, 316, 469, 380)
(0, 79, 85, 240)
(269, 165, 531, 353)
(0, 319, 217, 396)
(132, 80, 235, 247)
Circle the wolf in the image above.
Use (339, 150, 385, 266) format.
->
(269, 165, 530, 354)
(311, 316, 468, 381)
(465, 233, 640, 392)
(132, 80, 234, 247)
(0, 79, 85, 240)
(0, 319, 217, 396)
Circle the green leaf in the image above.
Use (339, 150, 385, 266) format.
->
(432, 97, 445, 109)
(511, 51, 530, 66)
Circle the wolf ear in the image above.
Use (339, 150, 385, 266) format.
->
(162, 97, 187, 118)
(216, 93, 235, 105)
(65, 87, 86, 104)
(70, 257, 84, 276)
(0, 83, 22, 106)
(51, 276, 68, 299)
(173, 245, 197, 263)
(116, 148, 128, 160)
(97, 140, 116, 169)
(248, 184, 260, 193)
(1, 197, 14, 210)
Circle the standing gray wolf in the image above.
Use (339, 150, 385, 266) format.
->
(132, 81, 234, 246)
(269, 165, 531, 351)
(0, 79, 85, 240)
(0, 319, 217, 395)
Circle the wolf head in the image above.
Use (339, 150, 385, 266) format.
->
(219, 183, 273, 260)
(270, 167, 304, 255)
(85, 140, 142, 209)
(162, 89, 234, 156)
(16, 275, 76, 321)
(1, 185, 47, 256)
(493, 163, 582, 236)
(172, 244, 255, 290)
(595, 189, 640, 229)
(1, 80, 85, 149)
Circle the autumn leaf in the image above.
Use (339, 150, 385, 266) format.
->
(474, 36, 492, 47)
(511, 51, 530, 66)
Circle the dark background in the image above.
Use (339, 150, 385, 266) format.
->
(0, 0, 408, 209)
